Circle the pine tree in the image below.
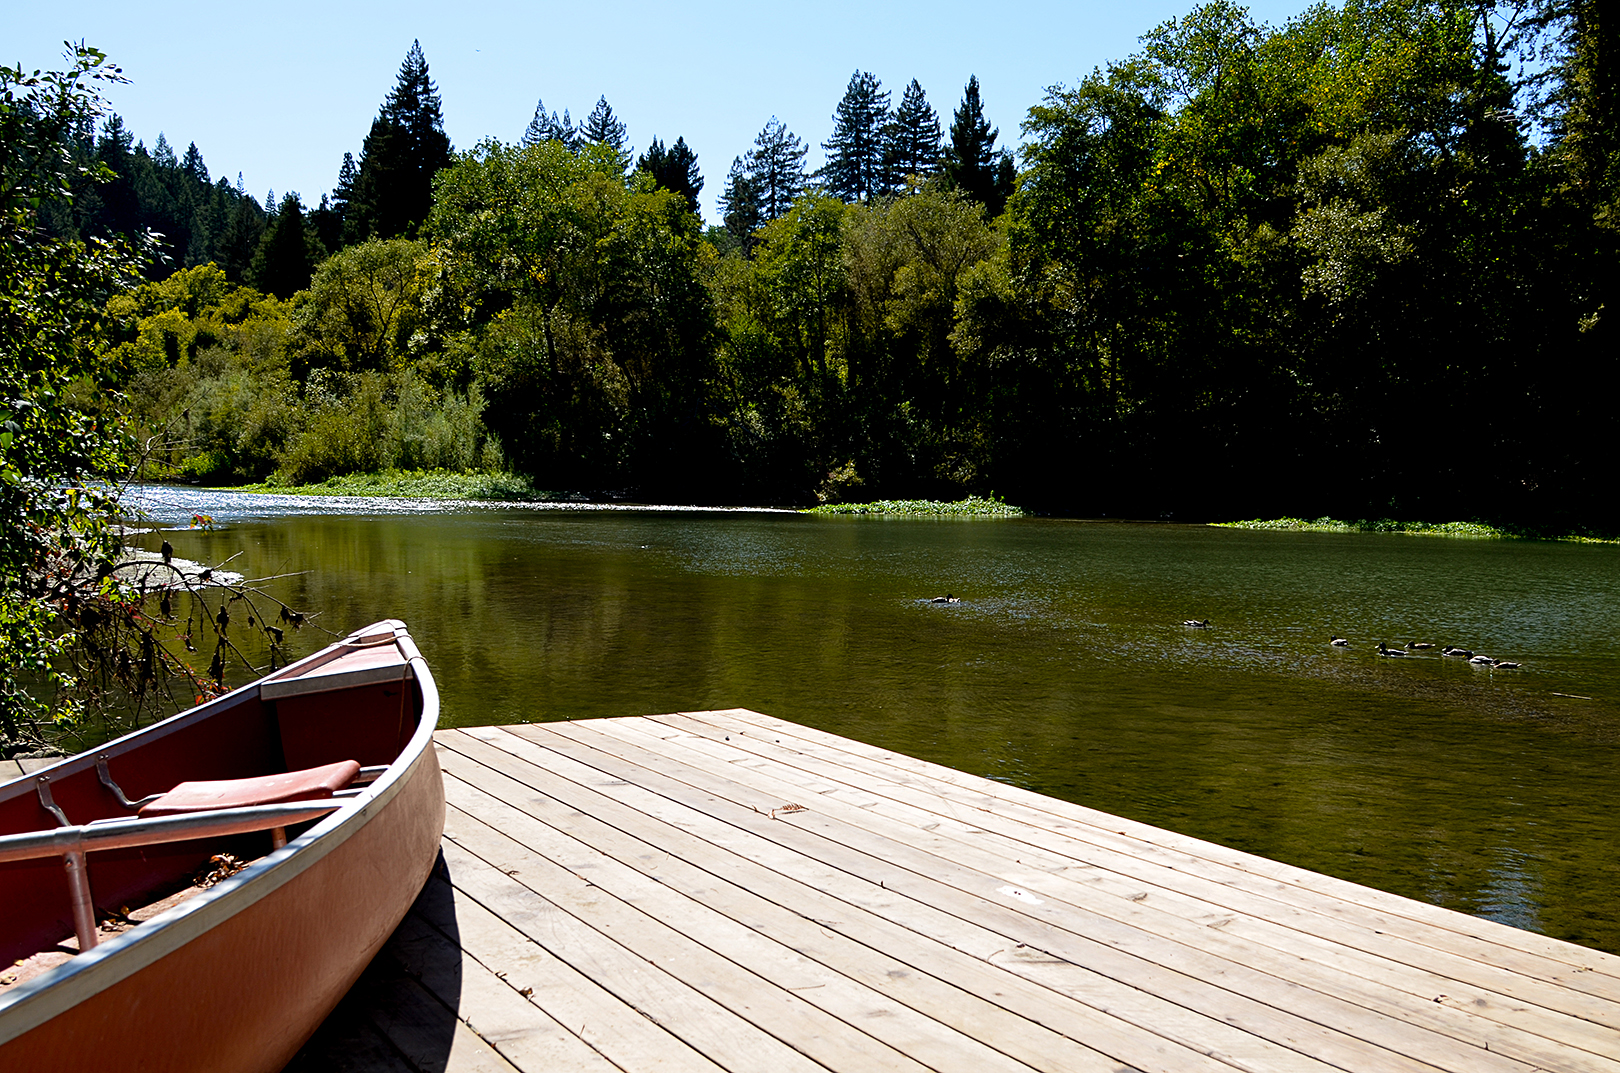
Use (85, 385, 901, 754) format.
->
(93, 115, 140, 237)
(637, 136, 703, 213)
(942, 75, 1014, 216)
(249, 192, 317, 298)
(180, 142, 208, 185)
(580, 96, 630, 171)
(217, 174, 265, 283)
(820, 71, 890, 202)
(884, 79, 942, 188)
(349, 40, 453, 240)
(523, 98, 576, 149)
(720, 155, 763, 248)
(332, 151, 358, 225)
(747, 116, 807, 221)
(308, 192, 343, 255)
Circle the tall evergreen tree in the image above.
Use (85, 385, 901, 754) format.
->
(332, 151, 358, 224)
(180, 141, 208, 185)
(943, 75, 1014, 216)
(820, 71, 890, 202)
(308, 192, 343, 254)
(747, 116, 807, 221)
(217, 173, 265, 282)
(248, 192, 317, 298)
(884, 79, 942, 187)
(580, 95, 629, 171)
(93, 114, 140, 237)
(349, 40, 453, 240)
(637, 136, 703, 213)
(523, 98, 576, 149)
(720, 155, 763, 248)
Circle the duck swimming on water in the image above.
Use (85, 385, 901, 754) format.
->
(1183, 619, 1210, 628)
(1443, 646, 1474, 658)
(1330, 636, 1349, 647)
(1377, 642, 1406, 656)
(930, 594, 960, 604)
(1405, 641, 1436, 650)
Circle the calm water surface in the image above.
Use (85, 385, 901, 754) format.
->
(129, 487, 1620, 953)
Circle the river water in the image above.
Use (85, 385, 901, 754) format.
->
(126, 486, 1620, 954)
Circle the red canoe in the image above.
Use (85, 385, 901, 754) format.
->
(0, 620, 445, 1072)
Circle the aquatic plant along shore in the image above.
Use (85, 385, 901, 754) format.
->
(1216, 518, 1620, 543)
(805, 496, 1025, 517)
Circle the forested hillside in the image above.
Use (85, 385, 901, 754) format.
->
(47, 0, 1618, 528)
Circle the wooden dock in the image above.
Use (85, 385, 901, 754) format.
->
(289, 709, 1620, 1073)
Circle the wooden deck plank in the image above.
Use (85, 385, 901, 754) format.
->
(444, 799, 938, 1073)
(385, 901, 623, 1072)
(416, 872, 728, 1073)
(364, 966, 523, 1073)
(534, 718, 1568, 1073)
(493, 722, 1473, 1073)
(663, 710, 1620, 999)
(624, 713, 1620, 1066)
(440, 726, 1334, 1073)
(556, 713, 1619, 1070)
(437, 830, 839, 1073)
(330, 711, 1620, 1073)
(507, 717, 1620, 1073)
(675, 709, 1620, 983)
(436, 732, 1211, 1073)
(443, 766, 1025, 1073)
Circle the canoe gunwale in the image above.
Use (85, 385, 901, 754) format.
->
(0, 620, 442, 1047)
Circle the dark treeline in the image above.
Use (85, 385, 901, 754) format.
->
(73, 0, 1619, 528)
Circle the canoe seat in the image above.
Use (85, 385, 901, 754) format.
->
(137, 760, 362, 817)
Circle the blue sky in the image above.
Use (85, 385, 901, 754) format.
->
(11, 0, 1310, 222)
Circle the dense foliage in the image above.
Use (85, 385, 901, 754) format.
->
(989, 0, 1615, 526)
(55, 0, 1620, 533)
(1, 48, 317, 753)
(1, 47, 138, 739)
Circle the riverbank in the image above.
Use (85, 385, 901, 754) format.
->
(1216, 516, 1620, 544)
(212, 475, 1616, 538)
(228, 469, 548, 501)
(217, 472, 1028, 518)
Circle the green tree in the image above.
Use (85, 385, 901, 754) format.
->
(293, 238, 428, 372)
(428, 139, 721, 494)
(637, 136, 703, 214)
(719, 155, 763, 249)
(349, 40, 453, 240)
(841, 187, 1001, 493)
(522, 98, 576, 149)
(943, 75, 1015, 217)
(820, 71, 890, 201)
(884, 79, 942, 187)
(580, 96, 630, 172)
(216, 173, 267, 282)
(248, 192, 321, 299)
(0, 46, 141, 739)
(746, 117, 807, 221)
(331, 150, 358, 229)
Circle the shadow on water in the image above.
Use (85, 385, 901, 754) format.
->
(284, 852, 460, 1072)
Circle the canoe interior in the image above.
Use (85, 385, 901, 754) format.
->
(0, 673, 418, 967)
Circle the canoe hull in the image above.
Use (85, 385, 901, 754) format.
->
(0, 622, 446, 1072)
